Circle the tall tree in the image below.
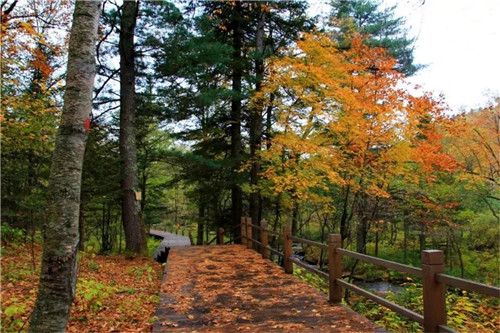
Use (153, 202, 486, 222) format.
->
(119, 0, 147, 255)
(249, 6, 266, 229)
(257, 33, 452, 252)
(444, 101, 500, 221)
(330, 0, 421, 75)
(29, 1, 100, 331)
(229, 0, 244, 232)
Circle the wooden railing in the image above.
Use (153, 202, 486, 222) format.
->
(206, 224, 241, 245)
(238, 217, 500, 333)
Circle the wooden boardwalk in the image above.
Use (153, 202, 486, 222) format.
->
(153, 245, 383, 332)
(150, 229, 191, 262)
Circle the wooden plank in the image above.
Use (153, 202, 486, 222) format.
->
(246, 217, 253, 249)
(438, 325, 460, 333)
(263, 228, 280, 237)
(153, 245, 382, 332)
(250, 238, 262, 246)
(250, 223, 262, 231)
(337, 279, 424, 325)
(329, 234, 342, 303)
(436, 274, 500, 298)
(268, 246, 283, 258)
(422, 250, 446, 332)
(336, 248, 422, 277)
(289, 257, 329, 279)
(261, 221, 269, 259)
(283, 226, 293, 274)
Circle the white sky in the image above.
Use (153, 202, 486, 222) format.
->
(310, 0, 500, 112)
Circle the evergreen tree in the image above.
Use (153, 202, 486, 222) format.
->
(119, 0, 148, 255)
(331, 0, 421, 75)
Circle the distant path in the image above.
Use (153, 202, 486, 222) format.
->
(149, 229, 191, 262)
(153, 245, 384, 332)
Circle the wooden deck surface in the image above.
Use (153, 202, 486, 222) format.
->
(153, 245, 384, 332)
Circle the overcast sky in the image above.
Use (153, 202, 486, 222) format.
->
(310, 0, 500, 112)
(387, 0, 500, 112)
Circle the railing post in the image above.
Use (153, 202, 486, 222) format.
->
(217, 228, 224, 245)
(246, 217, 253, 249)
(261, 220, 269, 259)
(422, 250, 446, 332)
(240, 217, 246, 245)
(283, 225, 293, 274)
(328, 234, 343, 303)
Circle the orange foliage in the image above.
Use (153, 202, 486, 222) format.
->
(256, 32, 455, 204)
(444, 101, 500, 186)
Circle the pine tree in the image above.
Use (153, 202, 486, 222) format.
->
(119, 0, 147, 255)
(331, 0, 421, 75)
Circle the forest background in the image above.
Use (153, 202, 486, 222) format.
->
(1, 0, 499, 332)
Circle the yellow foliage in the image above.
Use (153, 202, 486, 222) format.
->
(254, 32, 454, 205)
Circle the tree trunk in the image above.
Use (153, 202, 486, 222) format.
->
(419, 224, 426, 253)
(230, 1, 243, 237)
(249, 10, 266, 231)
(292, 200, 299, 235)
(339, 184, 351, 243)
(29, 2, 100, 331)
(140, 167, 147, 214)
(265, 94, 274, 149)
(78, 198, 85, 251)
(403, 218, 408, 263)
(356, 217, 368, 254)
(197, 203, 204, 246)
(119, 0, 147, 256)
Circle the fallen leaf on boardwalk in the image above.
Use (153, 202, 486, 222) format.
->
(156, 245, 380, 332)
(161, 321, 179, 327)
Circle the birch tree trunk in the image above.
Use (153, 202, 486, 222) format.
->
(119, 0, 147, 255)
(29, 1, 100, 331)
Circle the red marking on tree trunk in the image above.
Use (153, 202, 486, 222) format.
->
(84, 118, 91, 133)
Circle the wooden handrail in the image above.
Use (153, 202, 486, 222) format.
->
(336, 279, 424, 324)
(438, 324, 460, 333)
(289, 235, 328, 250)
(249, 237, 262, 246)
(290, 257, 328, 279)
(206, 235, 218, 245)
(227, 224, 240, 231)
(336, 248, 423, 278)
(436, 273, 500, 298)
(263, 228, 280, 237)
(238, 219, 499, 333)
(250, 223, 262, 231)
(268, 246, 283, 258)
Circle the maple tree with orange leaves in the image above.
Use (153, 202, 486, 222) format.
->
(256, 32, 457, 252)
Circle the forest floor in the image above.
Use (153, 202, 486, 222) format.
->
(153, 245, 383, 332)
(1, 240, 163, 332)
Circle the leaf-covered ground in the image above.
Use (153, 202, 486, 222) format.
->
(1, 241, 163, 332)
(154, 245, 383, 332)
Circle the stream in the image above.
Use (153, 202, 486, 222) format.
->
(354, 280, 405, 294)
(293, 253, 405, 294)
